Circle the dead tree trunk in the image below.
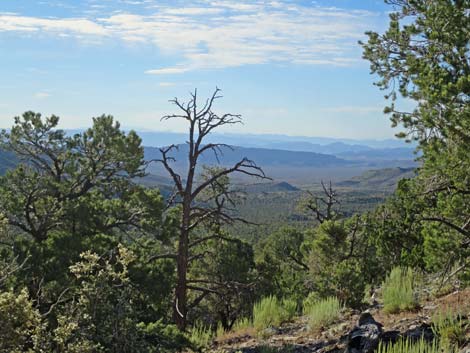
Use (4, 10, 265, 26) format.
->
(155, 88, 269, 330)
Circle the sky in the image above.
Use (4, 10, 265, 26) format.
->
(0, 0, 406, 139)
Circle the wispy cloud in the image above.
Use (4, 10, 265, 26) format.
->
(0, 14, 107, 35)
(145, 67, 190, 75)
(0, 1, 378, 72)
(34, 92, 51, 99)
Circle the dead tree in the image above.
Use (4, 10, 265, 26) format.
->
(301, 181, 341, 223)
(154, 88, 268, 330)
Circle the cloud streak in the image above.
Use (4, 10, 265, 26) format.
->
(0, 1, 378, 72)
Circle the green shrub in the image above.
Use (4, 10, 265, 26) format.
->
(382, 267, 417, 314)
(431, 308, 467, 349)
(281, 298, 297, 321)
(253, 296, 283, 331)
(187, 322, 213, 350)
(0, 288, 45, 353)
(303, 296, 341, 331)
(376, 337, 455, 353)
(253, 296, 295, 331)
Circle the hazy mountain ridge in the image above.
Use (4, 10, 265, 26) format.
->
(144, 144, 354, 170)
(337, 167, 416, 190)
(0, 150, 17, 174)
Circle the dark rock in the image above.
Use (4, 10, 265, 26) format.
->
(345, 313, 383, 353)
(402, 323, 434, 342)
(379, 330, 401, 345)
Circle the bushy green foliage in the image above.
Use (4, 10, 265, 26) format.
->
(0, 288, 45, 353)
(252, 296, 295, 331)
(281, 298, 298, 321)
(53, 245, 188, 353)
(303, 296, 341, 331)
(190, 236, 256, 331)
(255, 227, 310, 303)
(305, 218, 376, 308)
(382, 267, 417, 314)
(137, 321, 189, 353)
(362, 0, 470, 276)
(53, 245, 142, 352)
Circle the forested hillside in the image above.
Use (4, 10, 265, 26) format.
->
(0, 1, 469, 353)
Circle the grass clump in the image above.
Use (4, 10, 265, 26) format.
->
(281, 298, 297, 321)
(303, 296, 341, 331)
(376, 338, 451, 353)
(233, 317, 252, 332)
(431, 307, 467, 350)
(252, 296, 296, 332)
(215, 322, 225, 339)
(382, 267, 418, 314)
(187, 321, 213, 350)
(253, 296, 284, 331)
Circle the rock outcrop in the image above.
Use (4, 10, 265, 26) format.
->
(346, 313, 383, 353)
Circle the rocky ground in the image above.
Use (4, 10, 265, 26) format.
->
(210, 289, 470, 353)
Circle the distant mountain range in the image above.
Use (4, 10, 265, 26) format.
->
(0, 130, 418, 186)
(134, 131, 418, 163)
(63, 129, 415, 150)
(132, 131, 416, 151)
(144, 144, 352, 170)
(0, 150, 17, 174)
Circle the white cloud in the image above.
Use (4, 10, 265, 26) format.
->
(0, 15, 108, 35)
(163, 7, 225, 16)
(34, 92, 51, 99)
(0, 1, 378, 72)
(145, 67, 190, 75)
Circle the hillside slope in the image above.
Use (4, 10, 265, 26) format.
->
(213, 289, 470, 353)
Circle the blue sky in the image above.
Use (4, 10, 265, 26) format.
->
(0, 0, 405, 139)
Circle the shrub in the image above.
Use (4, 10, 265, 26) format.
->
(253, 296, 295, 331)
(187, 322, 213, 351)
(376, 337, 454, 353)
(303, 296, 341, 331)
(0, 288, 45, 353)
(431, 308, 467, 349)
(382, 267, 417, 314)
(253, 296, 283, 331)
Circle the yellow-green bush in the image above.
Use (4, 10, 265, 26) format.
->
(0, 288, 45, 353)
(382, 267, 417, 314)
(233, 317, 252, 332)
(303, 296, 341, 331)
(253, 296, 296, 331)
(188, 322, 213, 350)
